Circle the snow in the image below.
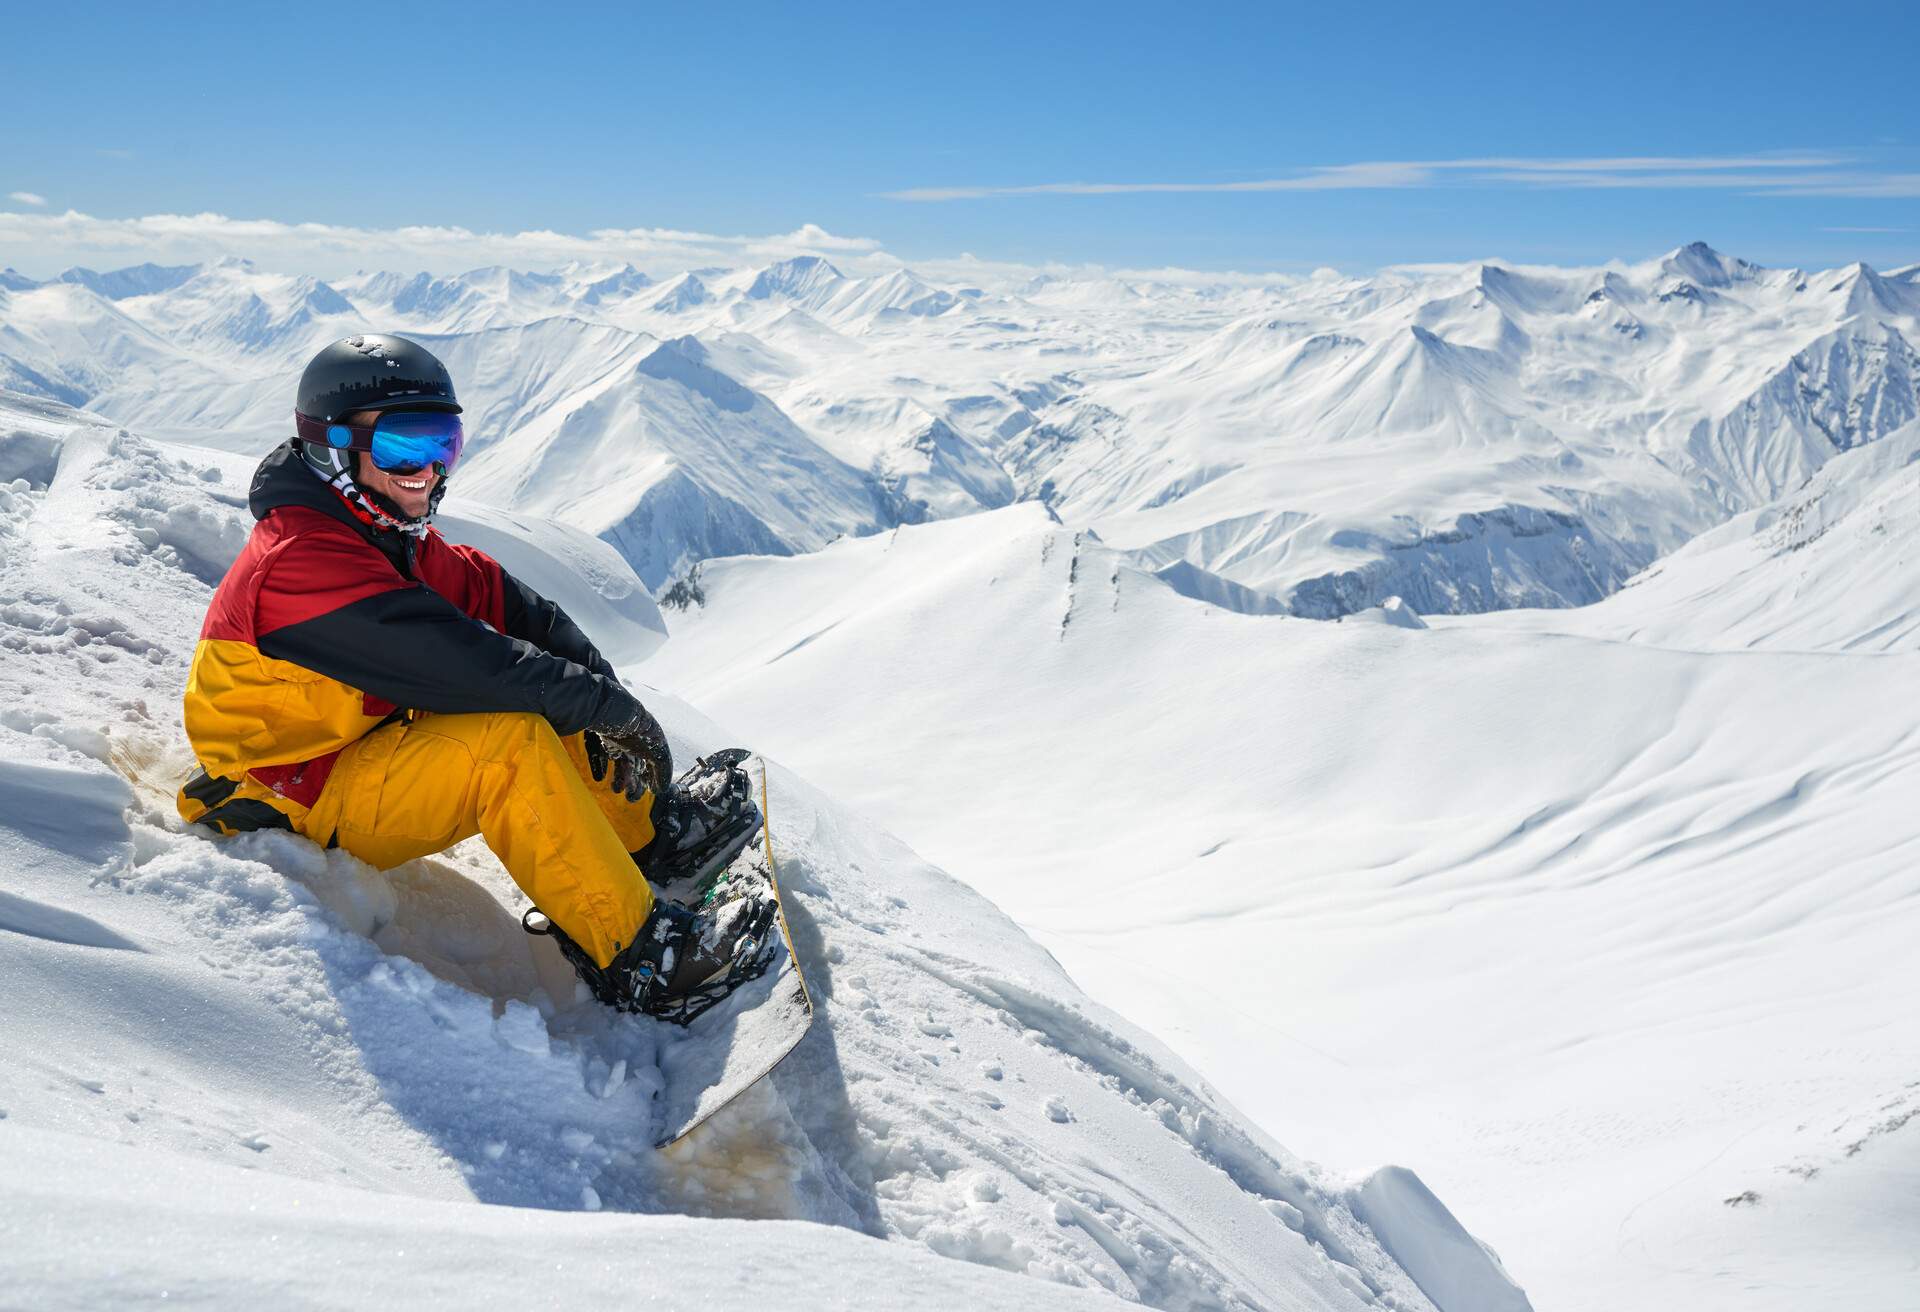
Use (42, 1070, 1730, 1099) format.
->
(435, 496, 670, 666)
(0, 1122, 1129, 1311)
(1472, 419, 1920, 652)
(1345, 596, 1426, 629)
(1350, 1168, 1533, 1312)
(0, 394, 1493, 1310)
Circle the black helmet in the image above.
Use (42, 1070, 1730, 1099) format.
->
(293, 334, 462, 535)
(296, 333, 461, 422)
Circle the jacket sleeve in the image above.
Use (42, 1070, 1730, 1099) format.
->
(499, 568, 620, 681)
(253, 529, 618, 736)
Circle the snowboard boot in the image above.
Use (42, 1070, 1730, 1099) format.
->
(636, 747, 761, 889)
(525, 887, 779, 1026)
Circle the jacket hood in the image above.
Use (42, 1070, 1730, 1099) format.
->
(250, 440, 362, 525)
(249, 440, 420, 572)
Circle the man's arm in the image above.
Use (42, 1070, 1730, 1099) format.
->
(498, 569, 619, 681)
(494, 568, 672, 797)
(254, 530, 619, 735)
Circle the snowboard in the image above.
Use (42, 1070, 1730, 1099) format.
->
(647, 756, 813, 1148)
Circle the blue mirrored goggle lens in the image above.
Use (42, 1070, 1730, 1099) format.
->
(368, 411, 464, 474)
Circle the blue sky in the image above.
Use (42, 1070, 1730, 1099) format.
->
(3, 0, 1917, 276)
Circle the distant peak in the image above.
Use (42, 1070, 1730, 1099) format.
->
(52, 261, 199, 300)
(579, 263, 654, 304)
(1827, 260, 1902, 315)
(651, 271, 712, 311)
(649, 333, 708, 363)
(1660, 241, 1756, 288)
(301, 280, 356, 315)
(745, 255, 846, 300)
(635, 335, 755, 413)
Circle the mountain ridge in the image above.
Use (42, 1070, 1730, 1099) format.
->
(4, 242, 1918, 616)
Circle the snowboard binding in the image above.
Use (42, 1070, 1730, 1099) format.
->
(525, 747, 779, 1026)
(638, 747, 761, 890)
(524, 885, 778, 1027)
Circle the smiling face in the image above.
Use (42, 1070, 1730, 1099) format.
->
(347, 409, 440, 519)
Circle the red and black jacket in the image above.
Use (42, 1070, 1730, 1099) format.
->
(180, 441, 626, 819)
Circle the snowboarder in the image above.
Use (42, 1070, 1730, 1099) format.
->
(176, 334, 766, 1018)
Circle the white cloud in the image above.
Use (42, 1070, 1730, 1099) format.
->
(0, 208, 886, 281)
(885, 161, 1434, 201)
(902, 248, 1309, 289)
(1445, 154, 1848, 172)
(0, 205, 1330, 291)
(1765, 174, 1920, 198)
(1485, 169, 1920, 198)
(8, 191, 47, 207)
(878, 153, 1890, 201)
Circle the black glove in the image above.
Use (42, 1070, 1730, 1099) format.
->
(585, 688, 672, 804)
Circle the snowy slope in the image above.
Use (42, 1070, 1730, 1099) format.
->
(641, 488, 1920, 1311)
(1471, 419, 1920, 652)
(3, 1122, 1127, 1312)
(0, 391, 1515, 1311)
(0, 278, 188, 411)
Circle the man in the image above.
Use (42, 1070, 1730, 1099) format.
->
(177, 333, 765, 1017)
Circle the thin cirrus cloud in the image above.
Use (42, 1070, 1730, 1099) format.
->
(8, 192, 47, 207)
(878, 153, 1917, 200)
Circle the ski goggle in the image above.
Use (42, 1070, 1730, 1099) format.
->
(295, 409, 465, 475)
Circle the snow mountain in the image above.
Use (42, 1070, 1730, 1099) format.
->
(455, 334, 904, 587)
(744, 254, 846, 306)
(9, 242, 1918, 618)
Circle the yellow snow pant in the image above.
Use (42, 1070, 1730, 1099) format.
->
(296, 712, 657, 968)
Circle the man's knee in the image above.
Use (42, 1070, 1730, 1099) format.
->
(421, 711, 564, 763)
